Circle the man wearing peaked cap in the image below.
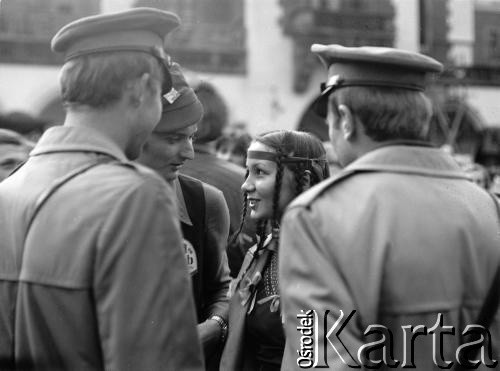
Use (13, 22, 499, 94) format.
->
(279, 45, 500, 370)
(0, 8, 204, 371)
(138, 62, 231, 370)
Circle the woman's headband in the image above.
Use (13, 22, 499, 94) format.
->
(247, 150, 326, 166)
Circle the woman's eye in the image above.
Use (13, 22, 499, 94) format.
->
(163, 136, 179, 144)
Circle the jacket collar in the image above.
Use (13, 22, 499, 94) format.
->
(31, 126, 127, 162)
(289, 143, 470, 209)
(345, 143, 467, 179)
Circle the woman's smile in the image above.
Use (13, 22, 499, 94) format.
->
(247, 198, 260, 210)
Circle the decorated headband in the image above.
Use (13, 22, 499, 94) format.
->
(247, 150, 326, 166)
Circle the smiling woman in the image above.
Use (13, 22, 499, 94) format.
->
(220, 130, 330, 371)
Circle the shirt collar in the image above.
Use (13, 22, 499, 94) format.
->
(173, 178, 193, 226)
(30, 126, 128, 162)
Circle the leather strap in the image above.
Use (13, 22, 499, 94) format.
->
(23, 159, 109, 245)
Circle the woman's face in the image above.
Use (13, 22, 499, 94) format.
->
(242, 141, 296, 220)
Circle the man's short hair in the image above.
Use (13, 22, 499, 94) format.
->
(59, 51, 163, 109)
(332, 86, 433, 142)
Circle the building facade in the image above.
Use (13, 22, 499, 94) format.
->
(0, 0, 499, 159)
(0, 0, 99, 64)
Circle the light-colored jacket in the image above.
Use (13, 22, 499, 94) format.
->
(0, 126, 204, 370)
(280, 144, 500, 370)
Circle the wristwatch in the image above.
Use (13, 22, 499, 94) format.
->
(210, 315, 228, 344)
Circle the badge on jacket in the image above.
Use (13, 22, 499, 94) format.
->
(183, 239, 198, 275)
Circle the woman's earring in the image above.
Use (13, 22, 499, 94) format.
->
(303, 170, 312, 188)
(272, 227, 280, 239)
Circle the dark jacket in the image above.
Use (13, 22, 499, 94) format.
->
(221, 235, 283, 371)
(181, 144, 256, 277)
(176, 174, 230, 322)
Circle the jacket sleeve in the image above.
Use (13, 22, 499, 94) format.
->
(279, 205, 366, 371)
(202, 185, 231, 320)
(94, 175, 204, 371)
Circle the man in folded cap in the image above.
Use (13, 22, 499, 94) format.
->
(138, 62, 230, 370)
(0, 8, 203, 370)
(279, 45, 500, 369)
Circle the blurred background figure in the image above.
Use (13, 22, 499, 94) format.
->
(444, 146, 490, 189)
(181, 81, 256, 277)
(489, 173, 500, 196)
(460, 161, 490, 188)
(224, 120, 250, 138)
(0, 128, 33, 181)
(0, 111, 48, 142)
(215, 131, 252, 168)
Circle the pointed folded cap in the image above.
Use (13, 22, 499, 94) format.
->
(154, 62, 204, 134)
(311, 44, 444, 117)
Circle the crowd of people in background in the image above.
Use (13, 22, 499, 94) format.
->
(0, 6, 499, 371)
(3, 109, 500, 195)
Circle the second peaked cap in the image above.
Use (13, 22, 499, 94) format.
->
(311, 44, 444, 117)
(312, 44, 443, 92)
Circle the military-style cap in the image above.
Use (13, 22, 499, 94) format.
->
(51, 7, 180, 93)
(154, 62, 204, 134)
(311, 44, 444, 118)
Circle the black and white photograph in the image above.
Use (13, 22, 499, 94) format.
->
(0, 1, 499, 370)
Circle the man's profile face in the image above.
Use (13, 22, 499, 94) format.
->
(139, 123, 197, 182)
(327, 95, 355, 167)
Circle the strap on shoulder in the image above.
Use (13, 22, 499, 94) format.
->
(24, 158, 111, 242)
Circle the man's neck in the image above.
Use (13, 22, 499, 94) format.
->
(64, 105, 130, 154)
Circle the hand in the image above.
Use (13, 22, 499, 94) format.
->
(197, 319, 221, 357)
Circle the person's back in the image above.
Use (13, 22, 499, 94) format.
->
(279, 44, 500, 370)
(291, 150, 500, 368)
(183, 145, 246, 225)
(0, 143, 195, 369)
(0, 8, 203, 370)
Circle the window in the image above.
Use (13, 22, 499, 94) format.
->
(489, 28, 500, 59)
(201, 0, 232, 24)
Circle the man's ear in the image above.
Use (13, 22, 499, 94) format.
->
(337, 104, 356, 141)
(302, 170, 312, 190)
(128, 73, 151, 107)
